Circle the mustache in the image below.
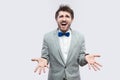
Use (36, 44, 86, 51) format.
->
(61, 21, 67, 23)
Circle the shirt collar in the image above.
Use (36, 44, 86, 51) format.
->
(58, 29, 71, 33)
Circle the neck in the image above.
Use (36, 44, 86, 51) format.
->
(58, 28, 71, 33)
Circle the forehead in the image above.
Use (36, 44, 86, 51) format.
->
(58, 11, 71, 16)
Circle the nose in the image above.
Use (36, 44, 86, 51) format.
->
(62, 17, 66, 21)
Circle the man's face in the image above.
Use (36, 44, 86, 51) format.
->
(56, 11, 73, 32)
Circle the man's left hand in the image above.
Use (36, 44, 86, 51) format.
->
(85, 54, 102, 71)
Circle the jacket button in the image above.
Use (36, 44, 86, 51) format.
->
(65, 66, 66, 68)
(63, 78, 67, 80)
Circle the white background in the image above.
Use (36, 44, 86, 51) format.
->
(0, 0, 120, 80)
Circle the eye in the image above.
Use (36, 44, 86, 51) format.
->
(59, 15, 63, 18)
(66, 15, 70, 18)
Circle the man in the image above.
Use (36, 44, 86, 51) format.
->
(32, 5, 102, 80)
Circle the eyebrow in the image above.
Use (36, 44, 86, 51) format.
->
(59, 14, 70, 17)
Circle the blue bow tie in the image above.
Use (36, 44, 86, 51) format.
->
(58, 32, 70, 37)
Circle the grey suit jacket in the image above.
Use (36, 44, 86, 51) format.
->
(41, 29, 88, 80)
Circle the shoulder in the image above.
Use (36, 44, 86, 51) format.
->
(71, 30, 85, 42)
(72, 30, 85, 37)
(43, 30, 56, 39)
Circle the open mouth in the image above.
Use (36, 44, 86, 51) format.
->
(61, 21, 67, 26)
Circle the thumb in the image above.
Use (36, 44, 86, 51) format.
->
(31, 58, 39, 62)
(93, 54, 101, 57)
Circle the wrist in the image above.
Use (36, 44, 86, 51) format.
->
(85, 53, 89, 56)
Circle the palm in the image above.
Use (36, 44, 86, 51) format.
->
(86, 54, 96, 64)
(31, 58, 48, 74)
(85, 54, 102, 71)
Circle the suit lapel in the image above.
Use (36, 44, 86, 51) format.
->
(66, 31, 77, 65)
(54, 30, 66, 65)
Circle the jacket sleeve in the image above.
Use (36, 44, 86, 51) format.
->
(78, 36, 88, 66)
(41, 35, 49, 64)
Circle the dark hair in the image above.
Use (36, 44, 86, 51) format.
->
(55, 5, 74, 19)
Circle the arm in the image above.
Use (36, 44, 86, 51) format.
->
(78, 36, 102, 70)
(41, 35, 49, 63)
(31, 35, 49, 75)
(78, 38, 88, 66)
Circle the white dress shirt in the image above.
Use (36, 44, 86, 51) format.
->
(58, 29, 71, 63)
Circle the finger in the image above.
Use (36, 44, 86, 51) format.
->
(91, 64, 97, 71)
(93, 63, 100, 71)
(93, 54, 101, 57)
(43, 67, 46, 73)
(45, 64, 49, 68)
(31, 58, 38, 62)
(88, 63, 91, 70)
(42, 64, 48, 73)
(95, 62, 102, 67)
(46, 65, 49, 68)
(38, 67, 43, 75)
(34, 66, 39, 73)
(32, 58, 40, 63)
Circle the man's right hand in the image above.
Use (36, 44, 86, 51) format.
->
(31, 58, 48, 75)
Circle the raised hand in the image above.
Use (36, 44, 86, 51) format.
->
(85, 54, 102, 71)
(31, 58, 48, 75)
